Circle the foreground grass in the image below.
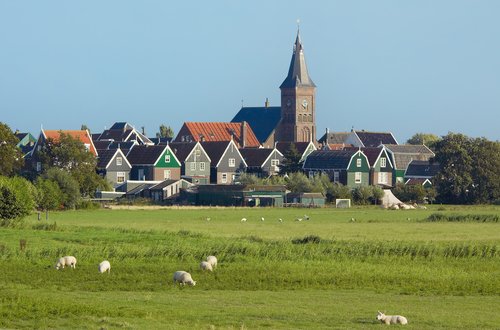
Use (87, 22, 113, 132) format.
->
(0, 205, 498, 328)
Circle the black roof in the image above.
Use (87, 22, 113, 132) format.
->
(276, 142, 312, 156)
(126, 145, 166, 165)
(405, 160, 440, 178)
(280, 32, 316, 88)
(231, 106, 281, 144)
(239, 148, 274, 167)
(200, 141, 231, 165)
(169, 142, 197, 162)
(150, 179, 180, 190)
(149, 137, 173, 145)
(96, 149, 117, 169)
(355, 131, 397, 147)
(303, 150, 358, 170)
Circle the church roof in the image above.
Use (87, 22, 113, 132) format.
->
(175, 122, 260, 148)
(280, 31, 315, 89)
(231, 106, 281, 143)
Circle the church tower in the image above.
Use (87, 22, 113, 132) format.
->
(276, 30, 316, 143)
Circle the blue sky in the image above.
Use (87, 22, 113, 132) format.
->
(1, 1, 499, 142)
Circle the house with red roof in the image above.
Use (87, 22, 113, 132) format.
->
(31, 129, 97, 173)
(174, 122, 260, 148)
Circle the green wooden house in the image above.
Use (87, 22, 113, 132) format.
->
(126, 144, 181, 181)
(302, 149, 370, 188)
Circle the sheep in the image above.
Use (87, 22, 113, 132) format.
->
(200, 260, 213, 272)
(55, 256, 77, 270)
(206, 255, 217, 269)
(261, 217, 265, 221)
(304, 214, 310, 220)
(279, 218, 283, 223)
(295, 218, 303, 222)
(98, 260, 111, 274)
(173, 271, 196, 286)
(376, 311, 408, 325)
(241, 217, 247, 222)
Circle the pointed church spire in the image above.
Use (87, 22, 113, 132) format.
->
(280, 29, 315, 89)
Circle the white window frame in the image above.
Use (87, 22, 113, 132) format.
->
(117, 171, 125, 183)
(221, 173, 228, 183)
(190, 162, 196, 171)
(164, 169, 171, 179)
(200, 162, 206, 171)
(228, 158, 236, 167)
(356, 159, 361, 167)
(165, 155, 171, 163)
(380, 157, 386, 168)
(271, 159, 280, 166)
(195, 149, 201, 157)
(378, 172, 388, 184)
(116, 157, 122, 166)
(355, 172, 362, 183)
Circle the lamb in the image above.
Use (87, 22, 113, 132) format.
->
(376, 311, 408, 325)
(98, 260, 111, 274)
(206, 255, 217, 269)
(55, 256, 77, 270)
(173, 271, 196, 286)
(200, 260, 213, 272)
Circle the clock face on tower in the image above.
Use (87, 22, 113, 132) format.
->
(302, 99, 308, 109)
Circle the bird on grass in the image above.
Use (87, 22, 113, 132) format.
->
(279, 218, 283, 223)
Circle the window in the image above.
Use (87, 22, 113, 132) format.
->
(378, 172, 388, 184)
(164, 170, 171, 179)
(228, 158, 235, 167)
(333, 171, 340, 183)
(117, 172, 125, 183)
(380, 157, 386, 168)
(195, 149, 201, 157)
(355, 172, 362, 183)
(190, 162, 196, 171)
(221, 173, 227, 183)
(36, 162, 41, 172)
(200, 162, 206, 171)
(356, 159, 362, 167)
(165, 155, 171, 163)
(116, 157, 122, 166)
(271, 159, 280, 166)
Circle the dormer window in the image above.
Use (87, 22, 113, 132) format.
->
(116, 157, 122, 166)
(356, 159, 361, 167)
(165, 155, 171, 163)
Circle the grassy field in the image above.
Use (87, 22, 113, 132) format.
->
(0, 205, 499, 329)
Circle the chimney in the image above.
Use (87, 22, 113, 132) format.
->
(141, 126, 145, 135)
(241, 121, 247, 148)
(265, 98, 269, 108)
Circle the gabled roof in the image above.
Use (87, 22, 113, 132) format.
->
(318, 132, 351, 145)
(405, 160, 440, 178)
(40, 129, 97, 156)
(150, 179, 181, 190)
(201, 140, 246, 168)
(303, 149, 360, 170)
(384, 144, 435, 170)
(326, 143, 352, 150)
(108, 141, 137, 155)
(405, 178, 432, 186)
(239, 148, 275, 167)
(280, 31, 315, 88)
(126, 145, 167, 165)
(275, 141, 316, 157)
(169, 142, 198, 162)
(149, 137, 173, 145)
(175, 122, 260, 148)
(94, 140, 112, 151)
(353, 130, 398, 147)
(231, 107, 281, 143)
(97, 122, 153, 145)
(97, 149, 131, 169)
(344, 147, 393, 168)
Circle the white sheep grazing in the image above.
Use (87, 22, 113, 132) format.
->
(200, 261, 213, 272)
(241, 218, 247, 222)
(173, 271, 196, 286)
(98, 260, 111, 274)
(376, 311, 408, 325)
(206, 255, 217, 268)
(55, 256, 77, 270)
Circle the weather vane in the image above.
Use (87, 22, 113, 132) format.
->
(296, 19, 300, 32)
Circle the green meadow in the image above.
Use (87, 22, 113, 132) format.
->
(0, 205, 499, 329)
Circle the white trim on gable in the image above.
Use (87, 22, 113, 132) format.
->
(262, 148, 284, 168)
(185, 142, 212, 163)
(215, 140, 248, 168)
(105, 149, 132, 170)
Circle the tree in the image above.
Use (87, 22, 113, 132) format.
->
(80, 124, 90, 133)
(469, 138, 500, 203)
(371, 186, 385, 205)
(0, 176, 36, 225)
(36, 178, 63, 210)
(352, 186, 373, 205)
(158, 125, 174, 138)
(43, 168, 80, 209)
(285, 172, 313, 193)
(279, 143, 303, 174)
(0, 122, 24, 176)
(328, 183, 351, 201)
(406, 133, 440, 150)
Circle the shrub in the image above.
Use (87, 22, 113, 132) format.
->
(292, 235, 321, 244)
(0, 176, 36, 226)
